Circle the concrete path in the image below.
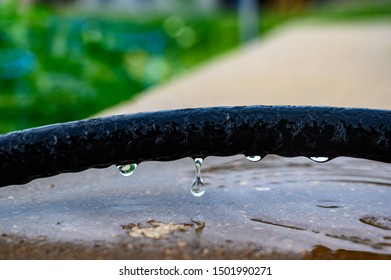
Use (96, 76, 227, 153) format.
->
(1, 21, 391, 259)
(100, 21, 391, 116)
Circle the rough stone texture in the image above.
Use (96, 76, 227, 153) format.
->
(1, 22, 391, 259)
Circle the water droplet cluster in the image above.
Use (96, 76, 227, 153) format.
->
(116, 154, 332, 197)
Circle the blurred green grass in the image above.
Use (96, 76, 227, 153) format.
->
(1, 0, 391, 133)
(0, 1, 241, 133)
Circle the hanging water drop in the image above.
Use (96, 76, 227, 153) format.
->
(191, 158, 205, 197)
(246, 155, 262, 162)
(117, 163, 138, 176)
(309, 157, 329, 163)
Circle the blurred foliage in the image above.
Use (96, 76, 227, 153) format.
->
(1, 0, 391, 133)
(304, 0, 391, 21)
(258, 0, 391, 33)
(0, 0, 239, 133)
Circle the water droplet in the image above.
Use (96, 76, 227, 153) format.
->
(191, 213, 206, 231)
(117, 163, 137, 176)
(246, 155, 262, 162)
(310, 157, 329, 163)
(191, 158, 205, 197)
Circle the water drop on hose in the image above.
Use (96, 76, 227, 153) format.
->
(117, 163, 138, 176)
(245, 155, 262, 162)
(309, 157, 329, 163)
(191, 158, 205, 197)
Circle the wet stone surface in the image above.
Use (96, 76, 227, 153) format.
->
(0, 155, 391, 259)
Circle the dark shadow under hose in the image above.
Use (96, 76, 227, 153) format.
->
(1, 105, 391, 187)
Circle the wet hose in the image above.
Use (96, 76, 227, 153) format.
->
(0, 105, 391, 187)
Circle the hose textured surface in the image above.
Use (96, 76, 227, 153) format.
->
(1, 105, 390, 187)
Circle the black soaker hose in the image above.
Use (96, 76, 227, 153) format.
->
(1, 105, 391, 187)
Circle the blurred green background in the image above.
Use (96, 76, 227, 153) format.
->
(1, 0, 390, 133)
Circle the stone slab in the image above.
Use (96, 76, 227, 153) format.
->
(1, 156, 391, 259)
